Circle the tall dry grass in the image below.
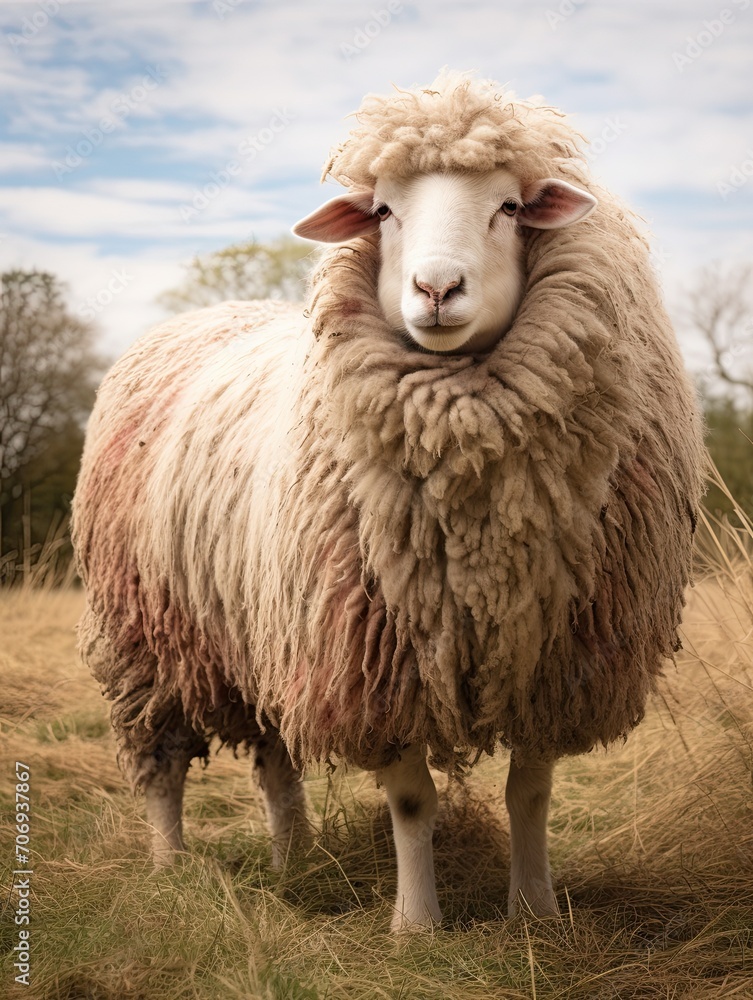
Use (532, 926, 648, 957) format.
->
(0, 479, 751, 999)
(0, 498, 76, 589)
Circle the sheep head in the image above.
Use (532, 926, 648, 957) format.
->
(293, 169, 596, 353)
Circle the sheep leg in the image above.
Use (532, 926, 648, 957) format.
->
(252, 732, 310, 869)
(144, 746, 191, 868)
(379, 744, 441, 932)
(505, 755, 558, 917)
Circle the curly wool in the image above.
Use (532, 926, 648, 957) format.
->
(72, 74, 706, 783)
(322, 70, 586, 190)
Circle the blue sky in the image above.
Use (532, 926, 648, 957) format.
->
(0, 0, 751, 372)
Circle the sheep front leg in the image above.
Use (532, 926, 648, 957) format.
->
(505, 755, 558, 917)
(144, 749, 190, 868)
(379, 744, 441, 932)
(252, 733, 310, 869)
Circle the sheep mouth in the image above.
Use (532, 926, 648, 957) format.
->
(400, 335, 450, 356)
(409, 316, 469, 331)
(401, 325, 484, 357)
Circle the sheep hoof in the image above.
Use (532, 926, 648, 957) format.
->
(390, 902, 442, 934)
(507, 887, 559, 919)
(269, 824, 314, 871)
(151, 848, 186, 870)
(149, 825, 188, 869)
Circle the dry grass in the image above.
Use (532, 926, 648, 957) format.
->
(1, 503, 752, 999)
(0, 506, 76, 588)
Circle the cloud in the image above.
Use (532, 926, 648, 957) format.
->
(0, 142, 50, 173)
(0, 0, 750, 377)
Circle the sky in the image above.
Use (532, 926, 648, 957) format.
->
(0, 0, 751, 376)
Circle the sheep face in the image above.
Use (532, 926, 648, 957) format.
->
(293, 169, 597, 353)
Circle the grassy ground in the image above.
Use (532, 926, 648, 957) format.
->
(1, 521, 752, 999)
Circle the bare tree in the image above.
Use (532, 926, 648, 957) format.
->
(687, 262, 753, 396)
(0, 269, 102, 487)
(158, 236, 317, 314)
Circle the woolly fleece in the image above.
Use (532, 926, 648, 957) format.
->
(72, 73, 706, 783)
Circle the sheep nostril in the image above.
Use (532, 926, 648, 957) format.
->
(414, 276, 464, 304)
(414, 277, 433, 299)
(443, 278, 463, 301)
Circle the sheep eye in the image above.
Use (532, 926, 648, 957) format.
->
(375, 204, 391, 220)
(501, 200, 518, 216)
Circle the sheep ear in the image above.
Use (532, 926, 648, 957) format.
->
(517, 179, 597, 230)
(292, 190, 378, 242)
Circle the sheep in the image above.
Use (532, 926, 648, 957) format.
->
(71, 71, 706, 932)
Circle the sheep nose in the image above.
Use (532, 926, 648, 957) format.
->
(414, 276, 464, 305)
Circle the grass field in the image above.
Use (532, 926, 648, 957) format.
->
(1, 515, 752, 999)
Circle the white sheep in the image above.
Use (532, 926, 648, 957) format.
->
(72, 72, 706, 932)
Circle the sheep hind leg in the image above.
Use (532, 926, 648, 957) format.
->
(141, 729, 206, 868)
(252, 731, 310, 870)
(505, 754, 558, 917)
(379, 744, 441, 933)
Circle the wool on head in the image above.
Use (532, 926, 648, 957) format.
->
(72, 72, 707, 786)
(323, 69, 587, 191)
